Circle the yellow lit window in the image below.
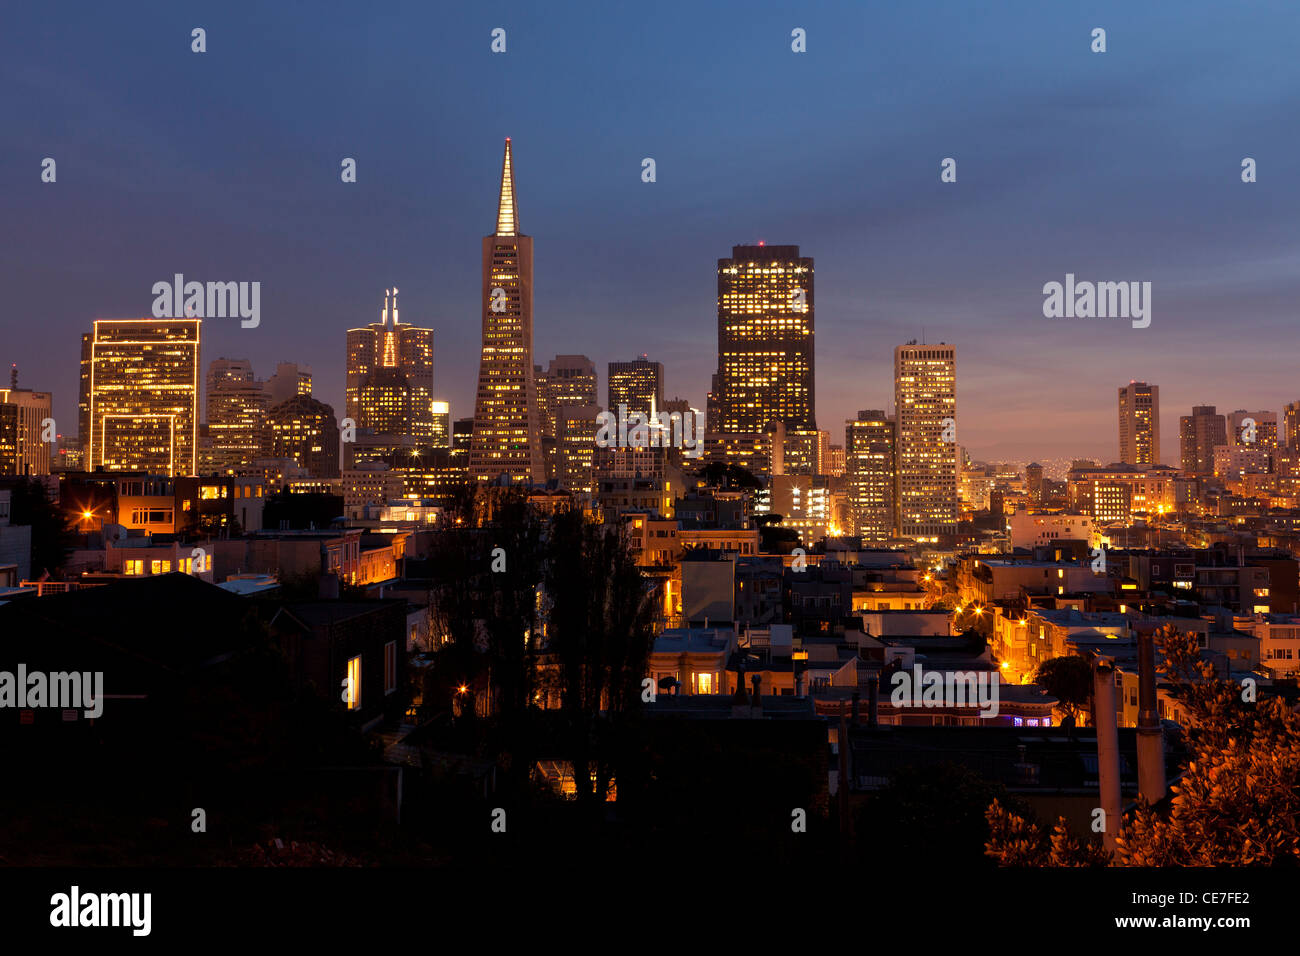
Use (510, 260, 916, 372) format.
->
(125, 559, 143, 575)
(346, 656, 362, 710)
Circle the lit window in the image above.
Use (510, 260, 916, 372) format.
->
(346, 656, 362, 710)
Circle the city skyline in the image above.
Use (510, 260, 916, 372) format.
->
(6, 2, 1300, 464)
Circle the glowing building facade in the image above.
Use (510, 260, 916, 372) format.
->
(846, 409, 895, 542)
(0, 385, 52, 476)
(263, 394, 340, 478)
(345, 289, 434, 441)
(708, 244, 814, 474)
(86, 319, 200, 477)
(893, 343, 957, 542)
(469, 138, 544, 484)
(607, 357, 663, 418)
(1118, 381, 1160, 468)
(205, 358, 267, 475)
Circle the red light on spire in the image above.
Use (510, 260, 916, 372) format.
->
(758, 240, 765, 246)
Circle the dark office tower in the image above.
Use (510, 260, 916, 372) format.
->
(206, 358, 267, 475)
(845, 410, 895, 542)
(1179, 405, 1227, 475)
(263, 394, 340, 478)
(1025, 462, 1044, 506)
(469, 138, 543, 484)
(266, 362, 313, 406)
(1118, 381, 1160, 468)
(709, 243, 814, 472)
(607, 356, 664, 416)
(893, 342, 957, 542)
(345, 288, 435, 439)
(537, 355, 598, 438)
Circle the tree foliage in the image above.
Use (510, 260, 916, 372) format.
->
(986, 624, 1300, 866)
(1033, 654, 1093, 723)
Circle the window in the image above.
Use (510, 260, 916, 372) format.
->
(150, 560, 171, 574)
(124, 559, 143, 575)
(384, 641, 397, 695)
(345, 656, 362, 710)
(696, 672, 713, 694)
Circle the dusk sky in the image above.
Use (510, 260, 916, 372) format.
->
(4, 0, 1300, 465)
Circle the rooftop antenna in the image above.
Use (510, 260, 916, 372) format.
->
(9, 364, 16, 389)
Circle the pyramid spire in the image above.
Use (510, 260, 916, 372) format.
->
(495, 137, 517, 236)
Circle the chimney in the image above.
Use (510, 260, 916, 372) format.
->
(1135, 626, 1167, 805)
(1091, 656, 1123, 856)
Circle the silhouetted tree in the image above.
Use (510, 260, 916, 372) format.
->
(543, 509, 658, 812)
(1033, 655, 1093, 724)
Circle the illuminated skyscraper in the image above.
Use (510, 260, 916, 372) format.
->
(537, 355, 598, 439)
(893, 343, 957, 542)
(263, 394, 340, 478)
(845, 409, 894, 541)
(607, 357, 663, 417)
(469, 138, 543, 483)
(431, 401, 451, 449)
(205, 358, 267, 475)
(1118, 382, 1160, 467)
(87, 318, 200, 476)
(709, 243, 814, 473)
(0, 380, 52, 477)
(345, 289, 434, 440)
(1228, 408, 1277, 448)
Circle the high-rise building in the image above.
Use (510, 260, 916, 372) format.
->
(1179, 405, 1226, 475)
(345, 290, 434, 439)
(78, 333, 92, 455)
(556, 404, 602, 495)
(710, 244, 814, 477)
(1025, 462, 1044, 506)
(607, 357, 663, 417)
(469, 138, 544, 484)
(708, 244, 814, 473)
(1285, 401, 1300, 451)
(205, 358, 267, 475)
(893, 343, 957, 542)
(86, 319, 200, 476)
(263, 395, 340, 478)
(0, 381, 52, 476)
(845, 410, 895, 542)
(537, 355, 597, 439)
(1228, 409, 1277, 448)
(266, 362, 313, 406)
(1118, 381, 1160, 467)
(431, 401, 451, 449)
